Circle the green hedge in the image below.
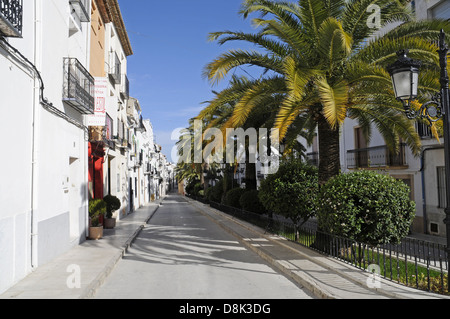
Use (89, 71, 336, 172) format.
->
(239, 190, 267, 214)
(259, 159, 318, 225)
(317, 170, 415, 246)
(224, 187, 247, 209)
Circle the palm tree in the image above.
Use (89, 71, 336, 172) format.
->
(204, 0, 450, 184)
(197, 75, 315, 189)
(175, 118, 205, 190)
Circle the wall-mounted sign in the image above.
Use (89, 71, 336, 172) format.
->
(87, 77, 108, 126)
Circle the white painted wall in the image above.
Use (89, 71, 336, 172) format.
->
(0, 0, 91, 294)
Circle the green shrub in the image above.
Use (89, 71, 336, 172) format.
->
(208, 180, 222, 202)
(259, 159, 318, 225)
(317, 170, 416, 246)
(193, 182, 203, 196)
(185, 178, 202, 196)
(89, 199, 106, 227)
(205, 187, 213, 201)
(209, 178, 233, 203)
(103, 195, 121, 218)
(185, 178, 198, 196)
(224, 187, 247, 209)
(239, 190, 266, 214)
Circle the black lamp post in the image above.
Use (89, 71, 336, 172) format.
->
(388, 30, 450, 275)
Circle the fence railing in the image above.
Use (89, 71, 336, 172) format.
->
(191, 197, 449, 296)
(347, 143, 408, 169)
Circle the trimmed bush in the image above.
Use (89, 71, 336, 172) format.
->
(89, 199, 106, 227)
(259, 159, 318, 225)
(239, 190, 266, 214)
(224, 187, 247, 209)
(209, 179, 225, 203)
(103, 195, 121, 218)
(193, 182, 203, 197)
(205, 187, 213, 201)
(208, 178, 235, 203)
(317, 170, 416, 246)
(185, 178, 198, 196)
(185, 178, 202, 197)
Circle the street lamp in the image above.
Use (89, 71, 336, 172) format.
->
(387, 50, 421, 106)
(388, 29, 450, 274)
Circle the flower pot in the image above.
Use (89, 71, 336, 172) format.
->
(88, 226, 103, 240)
(104, 217, 116, 229)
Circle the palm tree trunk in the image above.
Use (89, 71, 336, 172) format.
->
(245, 162, 257, 190)
(317, 114, 341, 185)
(245, 137, 257, 190)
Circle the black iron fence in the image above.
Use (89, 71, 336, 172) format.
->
(191, 197, 449, 296)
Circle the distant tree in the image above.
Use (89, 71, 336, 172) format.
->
(259, 159, 318, 239)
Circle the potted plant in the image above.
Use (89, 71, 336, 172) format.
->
(88, 199, 106, 240)
(103, 195, 121, 229)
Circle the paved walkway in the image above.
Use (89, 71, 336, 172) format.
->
(0, 200, 162, 299)
(1, 194, 449, 299)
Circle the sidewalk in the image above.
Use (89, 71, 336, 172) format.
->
(188, 199, 450, 300)
(0, 199, 162, 299)
(1, 194, 449, 299)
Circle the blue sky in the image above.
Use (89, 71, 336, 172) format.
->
(119, 0, 259, 162)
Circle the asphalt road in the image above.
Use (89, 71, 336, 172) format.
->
(94, 195, 314, 299)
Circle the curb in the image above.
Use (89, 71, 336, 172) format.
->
(188, 199, 449, 300)
(188, 199, 337, 299)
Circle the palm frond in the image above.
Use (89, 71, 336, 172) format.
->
(316, 77, 348, 129)
(203, 49, 283, 85)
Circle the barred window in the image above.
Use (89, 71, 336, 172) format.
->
(437, 167, 447, 208)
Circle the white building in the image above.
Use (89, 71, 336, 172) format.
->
(87, 0, 133, 220)
(0, 0, 93, 293)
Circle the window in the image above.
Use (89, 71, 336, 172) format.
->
(429, 0, 450, 20)
(437, 166, 447, 208)
(395, 175, 414, 201)
(70, 0, 90, 23)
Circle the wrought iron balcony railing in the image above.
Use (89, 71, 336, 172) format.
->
(109, 52, 121, 84)
(114, 120, 129, 149)
(104, 113, 115, 149)
(62, 58, 95, 114)
(347, 143, 408, 169)
(0, 0, 23, 37)
(69, 0, 90, 23)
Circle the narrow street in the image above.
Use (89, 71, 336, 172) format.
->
(94, 195, 315, 299)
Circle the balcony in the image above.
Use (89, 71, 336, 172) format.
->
(120, 74, 129, 99)
(62, 58, 95, 114)
(69, 0, 90, 23)
(104, 113, 115, 149)
(137, 115, 146, 132)
(109, 52, 121, 84)
(0, 0, 23, 37)
(347, 144, 408, 169)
